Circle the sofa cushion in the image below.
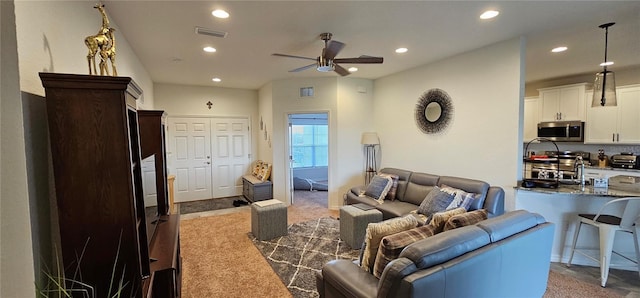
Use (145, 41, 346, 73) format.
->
(379, 173, 400, 201)
(416, 186, 455, 219)
(443, 209, 488, 231)
(400, 226, 491, 269)
(372, 224, 438, 278)
(476, 210, 544, 242)
(375, 200, 419, 220)
(401, 172, 440, 205)
(362, 175, 393, 204)
(360, 215, 418, 273)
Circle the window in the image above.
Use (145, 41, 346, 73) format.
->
(291, 124, 327, 168)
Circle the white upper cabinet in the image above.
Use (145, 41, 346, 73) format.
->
(524, 96, 539, 142)
(538, 83, 588, 122)
(585, 84, 640, 144)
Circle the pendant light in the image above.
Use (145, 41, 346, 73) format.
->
(592, 22, 617, 107)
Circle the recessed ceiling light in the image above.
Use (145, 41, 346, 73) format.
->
(480, 10, 499, 19)
(212, 9, 229, 18)
(600, 61, 614, 66)
(203, 47, 217, 53)
(395, 47, 408, 53)
(348, 67, 358, 72)
(551, 46, 568, 53)
(212, 78, 221, 82)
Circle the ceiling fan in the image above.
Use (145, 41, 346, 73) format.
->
(272, 32, 383, 76)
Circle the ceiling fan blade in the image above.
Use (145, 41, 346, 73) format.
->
(324, 40, 345, 60)
(334, 56, 383, 64)
(334, 64, 351, 76)
(272, 53, 316, 61)
(289, 63, 317, 73)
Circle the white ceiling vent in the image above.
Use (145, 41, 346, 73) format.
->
(195, 27, 228, 38)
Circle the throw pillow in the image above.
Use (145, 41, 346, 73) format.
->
(441, 184, 482, 211)
(252, 160, 263, 176)
(362, 175, 393, 204)
(372, 224, 437, 278)
(360, 215, 418, 273)
(417, 186, 455, 220)
(379, 173, 400, 201)
(428, 207, 467, 233)
(258, 162, 272, 182)
(443, 209, 488, 231)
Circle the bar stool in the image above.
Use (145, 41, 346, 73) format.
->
(566, 197, 640, 287)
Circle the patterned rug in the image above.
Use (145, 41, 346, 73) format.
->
(249, 217, 359, 298)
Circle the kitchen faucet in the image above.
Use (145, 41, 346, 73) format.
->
(574, 155, 586, 189)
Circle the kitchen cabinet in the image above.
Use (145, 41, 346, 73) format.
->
(524, 96, 540, 142)
(585, 85, 640, 144)
(538, 83, 588, 122)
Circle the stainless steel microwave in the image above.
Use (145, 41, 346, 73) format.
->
(537, 121, 584, 142)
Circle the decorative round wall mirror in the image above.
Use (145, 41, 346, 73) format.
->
(425, 102, 442, 122)
(415, 88, 453, 134)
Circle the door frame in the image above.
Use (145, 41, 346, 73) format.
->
(284, 111, 330, 206)
(167, 115, 252, 202)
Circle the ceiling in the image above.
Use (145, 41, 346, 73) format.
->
(104, 1, 640, 90)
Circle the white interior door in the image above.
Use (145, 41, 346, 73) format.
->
(168, 117, 212, 202)
(211, 118, 250, 198)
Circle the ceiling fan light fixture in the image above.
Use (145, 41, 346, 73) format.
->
(317, 56, 334, 72)
(591, 22, 617, 107)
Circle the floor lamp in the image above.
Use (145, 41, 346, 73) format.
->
(361, 132, 380, 185)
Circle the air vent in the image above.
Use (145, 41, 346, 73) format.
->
(195, 27, 228, 38)
(299, 87, 314, 98)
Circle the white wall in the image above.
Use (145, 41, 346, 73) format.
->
(15, 1, 154, 108)
(153, 83, 259, 172)
(336, 78, 375, 205)
(258, 82, 274, 164)
(1, 1, 37, 296)
(263, 77, 374, 208)
(373, 38, 525, 211)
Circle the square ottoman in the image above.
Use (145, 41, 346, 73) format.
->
(340, 205, 383, 249)
(251, 199, 287, 240)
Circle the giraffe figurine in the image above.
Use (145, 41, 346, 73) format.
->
(99, 28, 117, 76)
(84, 3, 115, 75)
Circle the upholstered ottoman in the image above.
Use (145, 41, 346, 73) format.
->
(340, 205, 383, 248)
(251, 199, 287, 240)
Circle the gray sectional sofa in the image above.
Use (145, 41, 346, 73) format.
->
(345, 168, 505, 220)
(317, 210, 555, 298)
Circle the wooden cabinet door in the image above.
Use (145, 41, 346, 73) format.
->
(616, 85, 640, 144)
(524, 96, 539, 141)
(558, 85, 583, 121)
(540, 89, 561, 121)
(585, 90, 618, 144)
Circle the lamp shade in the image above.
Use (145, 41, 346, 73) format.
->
(361, 132, 379, 145)
(592, 70, 617, 107)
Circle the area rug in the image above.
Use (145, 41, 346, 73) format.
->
(249, 217, 359, 298)
(178, 196, 246, 214)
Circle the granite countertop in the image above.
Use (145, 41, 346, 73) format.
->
(515, 183, 640, 197)
(584, 165, 640, 174)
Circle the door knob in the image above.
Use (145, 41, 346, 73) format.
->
(206, 161, 211, 165)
